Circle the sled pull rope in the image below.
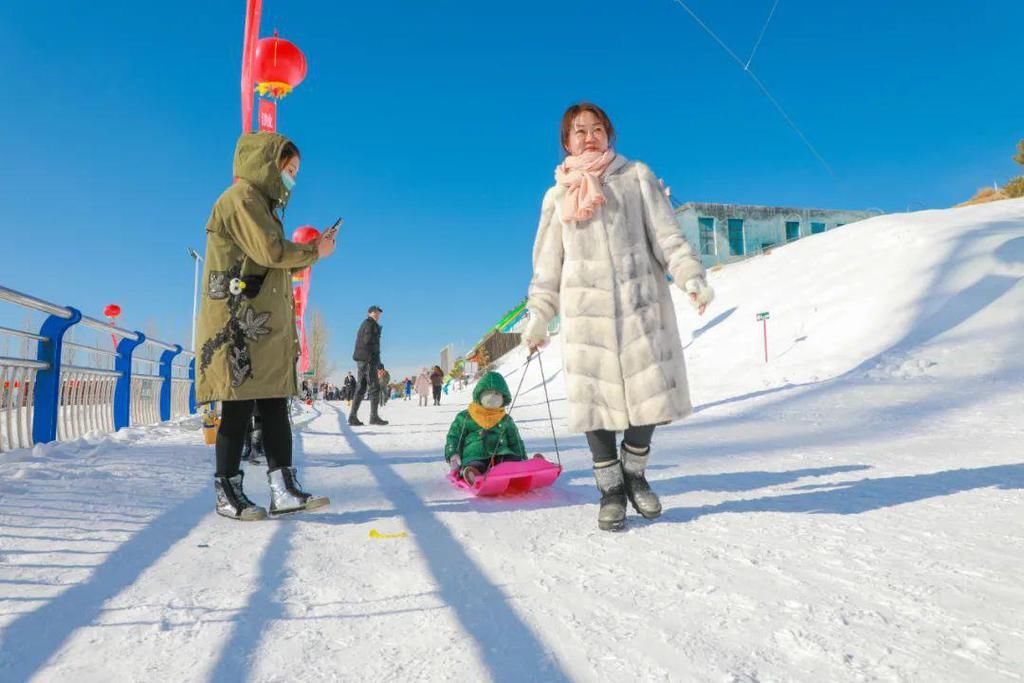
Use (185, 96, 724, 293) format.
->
(485, 353, 534, 471)
(536, 351, 562, 467)
(506, 353, 533, 417)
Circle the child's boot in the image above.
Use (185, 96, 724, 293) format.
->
(461, 464, 483, 486)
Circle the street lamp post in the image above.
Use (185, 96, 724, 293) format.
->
(187, 247, 203, 352)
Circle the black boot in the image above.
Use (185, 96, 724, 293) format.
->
(369, 396, 388, 426)
(248, 442, 265, 466)
(348, 394, 364, 426)
(215, 472, 267, 521)
(621, 443, 662, 520)
(593, 460, 627, 531)
(247, 420, 265, 466)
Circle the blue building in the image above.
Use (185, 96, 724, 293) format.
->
(674, 202, 882, 267)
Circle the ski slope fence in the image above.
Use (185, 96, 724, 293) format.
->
(0, 284, 196, 453)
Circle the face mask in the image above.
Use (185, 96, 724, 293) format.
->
(480, 391, 504, 409)
(281, 171, 296, 192)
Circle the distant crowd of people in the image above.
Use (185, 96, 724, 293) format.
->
(335, 364, 448, 409)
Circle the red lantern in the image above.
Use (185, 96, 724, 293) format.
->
(103, 304, 122, 350)
(253, 35, 307, 99)
(292, 226, 320, 244)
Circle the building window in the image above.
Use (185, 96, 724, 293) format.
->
(811, 222, 826, 234)
(785, 221, 800, 241)
(728, 218, 744, 256)
(698, 217, 715, 256)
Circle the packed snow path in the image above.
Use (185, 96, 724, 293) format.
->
(1, 200, 1023, 681)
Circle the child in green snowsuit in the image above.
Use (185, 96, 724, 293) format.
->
(444, 371, 527, 484)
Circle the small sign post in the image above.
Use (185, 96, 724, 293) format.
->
(756, 312, 770, 363)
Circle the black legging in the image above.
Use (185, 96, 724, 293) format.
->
(216, 398, 292, 477)
(585, 424, 656, 465)
(432, 385, 442, 404)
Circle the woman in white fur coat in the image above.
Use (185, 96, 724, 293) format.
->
(415, 369, 432, 407)
(523, 102, 714, 531)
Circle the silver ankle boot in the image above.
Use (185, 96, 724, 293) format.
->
(593, 460, 627, 531)
(215, 472, 267, 521)
(621, 444, 662, 520)
(267, 467, 330, 515)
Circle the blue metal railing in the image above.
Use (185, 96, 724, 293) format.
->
(0, 284, 196, 453)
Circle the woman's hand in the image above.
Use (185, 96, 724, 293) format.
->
(316, 232, 337, 259)
(525, 337, 548, 355)
(688, 292, 708, 316)
(683, 277, 714, 316)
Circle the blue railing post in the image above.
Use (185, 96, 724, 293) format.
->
(113, 332, 146, 430)
(31, 306, 82, 444)
(188, 357, 197, 414)
(159, 344, 183, 421)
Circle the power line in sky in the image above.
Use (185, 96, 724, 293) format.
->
(669, 0, 835, 176)
(745, 0, 780, 69)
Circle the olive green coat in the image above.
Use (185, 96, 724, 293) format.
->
(195, 132, 318, 403)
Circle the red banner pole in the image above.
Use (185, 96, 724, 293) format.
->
(240, 0, 263, 134)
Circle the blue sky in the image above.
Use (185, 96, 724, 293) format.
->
(2, 1, 1021, 380)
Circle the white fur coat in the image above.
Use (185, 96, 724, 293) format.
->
(524, 155, 706, 433)
(415, 372, 431, 397)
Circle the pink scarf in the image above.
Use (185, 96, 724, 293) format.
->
(555, 150, 616, 223)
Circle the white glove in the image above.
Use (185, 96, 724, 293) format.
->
(521, 313, 550, 353)
(449, 455, 461, 471)
(683, 277, 714, 310)
(523, 336, 549, 354)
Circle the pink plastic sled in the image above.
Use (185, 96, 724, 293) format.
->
(448, 455, 562, 496)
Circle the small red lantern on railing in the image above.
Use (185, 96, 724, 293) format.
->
(253, 34, 307, 99)
(103, 304, 122, 350)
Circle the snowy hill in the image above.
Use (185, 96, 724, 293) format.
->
(504, 197, 1024, 404)
(1, 200, 1022, 682)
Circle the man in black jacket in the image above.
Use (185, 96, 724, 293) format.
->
(349, 305, 388, 426)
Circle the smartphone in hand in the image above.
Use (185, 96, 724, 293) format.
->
(323, 217, 343, 240)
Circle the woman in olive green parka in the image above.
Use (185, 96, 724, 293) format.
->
(198, 131, 336, 522)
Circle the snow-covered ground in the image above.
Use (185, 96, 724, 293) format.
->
(1, 200, 1023, 682)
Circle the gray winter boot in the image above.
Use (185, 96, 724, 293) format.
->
(215, 472, 267, 521)
(593, 460, 627, 532)
(621, 443, 662, 520)
(267, 467, 330, 515)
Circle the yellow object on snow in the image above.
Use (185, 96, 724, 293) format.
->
(369, 529, 408, 539)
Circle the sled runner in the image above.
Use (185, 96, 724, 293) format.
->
(447, 351, 563, 497)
